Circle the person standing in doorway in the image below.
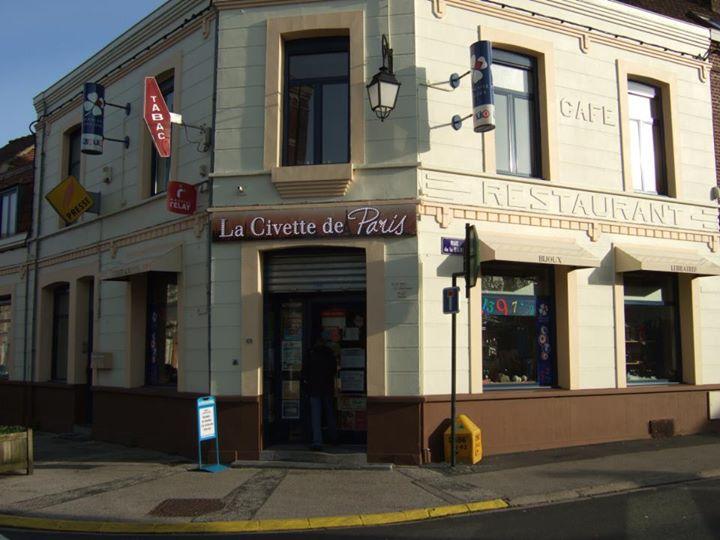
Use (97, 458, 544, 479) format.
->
(305, 336, 337, 450)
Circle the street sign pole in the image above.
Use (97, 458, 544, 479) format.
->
(447, 223, 480, 467)
(451, 271, 463, 467)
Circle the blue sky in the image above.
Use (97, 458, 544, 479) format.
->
(0, 0, 166, 147)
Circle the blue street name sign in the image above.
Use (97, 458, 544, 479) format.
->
(443, 287, 460, 314)
(442, 237, 464, 255)
(196, 396, 227, 473)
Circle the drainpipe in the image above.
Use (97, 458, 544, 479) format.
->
(27, 97, 47, 426)
(207, 0, 220, 396)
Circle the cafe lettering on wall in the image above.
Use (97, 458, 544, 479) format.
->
(212, 205, 417, 241)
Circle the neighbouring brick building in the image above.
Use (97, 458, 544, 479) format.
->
(0, 134, 35, 382)
(0, 135, 34, 242)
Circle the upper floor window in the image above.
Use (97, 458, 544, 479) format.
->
(493, 49, 540, 178)
(0, 187, 18, 238)
(628, 81, 666, 195)
(67, 126, 81, 179)
(151, 72, 174, 196)
(282, 37, 349, 166)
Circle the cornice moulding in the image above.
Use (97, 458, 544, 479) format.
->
(33, 0, 211, 114)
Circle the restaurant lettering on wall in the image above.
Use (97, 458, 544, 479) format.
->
(212, 204, 417, 241)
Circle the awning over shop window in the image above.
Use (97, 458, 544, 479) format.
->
(614, 244, 720, 276)
(479, 233, 601, 268)
(100, 245, 182, 281)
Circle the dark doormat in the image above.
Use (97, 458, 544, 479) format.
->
(149, 498, 225, 517)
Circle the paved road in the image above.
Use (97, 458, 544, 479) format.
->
(2, 477, 720, 540)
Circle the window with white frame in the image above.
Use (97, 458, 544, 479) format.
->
(0, 187, 18, 238)
(628, 81, 666, 195)
(493, 49, 541, 178)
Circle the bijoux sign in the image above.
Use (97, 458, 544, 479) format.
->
(143, 77, 171, 157)
(212, 204, 417, 241)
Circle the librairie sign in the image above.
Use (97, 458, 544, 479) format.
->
(212, 204, 417, 241)
(143, 77, 171, 157)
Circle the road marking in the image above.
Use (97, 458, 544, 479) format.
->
(0, 499, 509, 534)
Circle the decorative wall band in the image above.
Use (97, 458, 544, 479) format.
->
(0, 215, 203, 278)
(419, 202, 720, 252)
(39, 15, 213, 128)
(445, 0, 711, 79)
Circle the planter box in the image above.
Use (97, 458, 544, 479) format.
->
(0, 429, 33, 475)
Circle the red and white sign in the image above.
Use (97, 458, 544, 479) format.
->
(144, 77, 172, 157)
(166, 181, 197, 215)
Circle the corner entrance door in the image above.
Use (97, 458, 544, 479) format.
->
(263, 293, 367, 447)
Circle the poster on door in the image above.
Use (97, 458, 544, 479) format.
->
(339, 370, 365, 392)
(281, 341, 302, 371)
(281, 400, 300, 419)
(281, 302, 303, 341)
(321, 309, 346, 344)
(340, 348, 365, 369)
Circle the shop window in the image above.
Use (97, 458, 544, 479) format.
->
(0, 187, 18, 238)
(481, 263, 555, 387)
(0, 296, 10, 380)
(628, 81, 667, 195)
(145, 272, 178, 386)
(493, 49, 540, 178)
(283, 37, 349, 166)
(51, 285, 70, 382)
(150, 72, 174, 196)
(623, 272, 681, 384)
(66, 126, 81, 179)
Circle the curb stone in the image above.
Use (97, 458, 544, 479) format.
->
(0, 500, 509, 534)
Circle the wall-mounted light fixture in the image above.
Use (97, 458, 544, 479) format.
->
(366, 34, 401, 122)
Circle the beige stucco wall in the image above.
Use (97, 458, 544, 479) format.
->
(415, 0, 720, 395)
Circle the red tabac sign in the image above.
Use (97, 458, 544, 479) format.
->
(212, 204, 417, 241)
(166, 181, 197, 215)
(144, 77, 171, 157)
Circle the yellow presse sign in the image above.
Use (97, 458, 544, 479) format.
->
(45, 176, 94, 224)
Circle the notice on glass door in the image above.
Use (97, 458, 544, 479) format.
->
(340, 348, 365, 369)
(281, 400, 300, 419)
(339, 370, 365, 392)
(281, 341, 302, 371)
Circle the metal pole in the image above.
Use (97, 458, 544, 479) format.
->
(451, 272, 458, 467)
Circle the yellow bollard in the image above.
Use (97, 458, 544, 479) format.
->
(444, 414, 482, 464)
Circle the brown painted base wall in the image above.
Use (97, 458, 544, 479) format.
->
(5, 382, 719, 465)
(0, 381, 86, 433)
(421, 386, 720, 462)
(367, 397, 423, 465)
(92, 387, 261, 462)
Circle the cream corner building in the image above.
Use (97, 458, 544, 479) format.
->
(1, 0, 719, 464)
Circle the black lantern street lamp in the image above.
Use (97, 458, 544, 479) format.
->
(367, 34, 401, 121)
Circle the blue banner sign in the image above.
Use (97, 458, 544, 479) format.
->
(470, 40, 495, 133)
(442, 237, 464, 255)
(82, 83, 105, 155)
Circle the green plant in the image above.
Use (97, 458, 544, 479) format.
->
(0, 426, 25, 435)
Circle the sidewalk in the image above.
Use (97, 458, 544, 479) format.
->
(1, 432, 719, 533)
